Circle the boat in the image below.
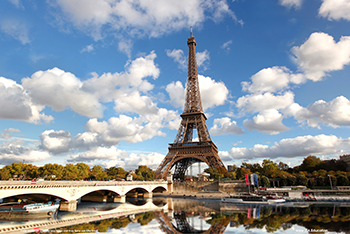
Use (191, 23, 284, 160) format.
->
(221, 193, 285, 204)
(0, 201, 59, 220)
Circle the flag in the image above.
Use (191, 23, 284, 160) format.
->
(254, 174, 258, 186)
(245, 174, 249, 185)
(256, 208, 260, 219)
(30, 180, 36, 185)
(247, 208, 251, 219)
(250, 174, 255, 185)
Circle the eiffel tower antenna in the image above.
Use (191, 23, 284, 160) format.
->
(154, 28, 228, 180)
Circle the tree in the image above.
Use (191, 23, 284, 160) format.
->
(107, 167, 127, 180)
(298, 155, 322, 172)
(296, 175, 308, 186)
(336, 175, 349, 186)
(76, 163, 90, 180)
(259, 175, 269, 187)
(135, 166, 154, 181)
(90, 165, 107, 180)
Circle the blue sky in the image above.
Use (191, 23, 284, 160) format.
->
(0, 0, 350, 171)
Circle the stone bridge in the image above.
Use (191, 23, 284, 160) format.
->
(0, 180, 172, 211)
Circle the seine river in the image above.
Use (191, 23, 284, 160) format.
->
(1, 197, 350, 233)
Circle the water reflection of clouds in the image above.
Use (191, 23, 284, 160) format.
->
(224, 224, 331, 234)
(106, 219, 163, 234)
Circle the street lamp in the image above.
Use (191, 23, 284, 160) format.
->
(328, 175, 333, 190)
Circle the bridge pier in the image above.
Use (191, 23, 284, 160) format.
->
(59, 200, 77, 211)
(113, 195, 126, 203)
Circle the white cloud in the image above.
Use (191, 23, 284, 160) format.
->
(39, 130, 72, 154)
(166, 75, 229, 111)
(22, 67, 104, 118)
(67, 146, 164, 170)
(284, 96, 350, 128)
(226, 134, 350, 159)
(0, 140, 51, 165)
(80, 44, 94, 53)
(221, 40, 232, 52)
(236, 91, 295, 113)
(82, 51, 159, 102)
(0, 77, 53, 124)
(53, 0, 240, 40)
(4, 128, 21, 133)
(166, 49, 187, 69)
(198, 75, 229, 110)
(196, 50, 210, 70)
(68, 146, 127, 163)
(166, 49, 211, 70)
(279, 0, 303, 9)
(243, 109, 290, 135)
(85, 109, 178, 145)
(114, 91, 159, 115)
(319, 0, 350, 21)
(210, 117, 245, 136)
(291, 32, 350, 81)
(241, 66, 304, 94)
(0, 18, 30, 44)
(166, 81, 186, 108)
(1, 133, 12, 139)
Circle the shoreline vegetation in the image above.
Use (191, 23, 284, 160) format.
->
(0, 155, 349, 190)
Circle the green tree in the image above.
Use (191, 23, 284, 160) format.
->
(298, 155, 322, 172)
(259, 175, 269, 187)
(107, 167, 127, 180)
(296, 175, 308, 186)
(336, 175, 349, 186)
(76, 163, 90, 180)
(90, 165, 107, 180)
(0, 168, 10, 180)
(287, 175, 297, 186)
(135, 166, 154, 181)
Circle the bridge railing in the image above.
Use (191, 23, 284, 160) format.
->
(0, 180, 168, 190)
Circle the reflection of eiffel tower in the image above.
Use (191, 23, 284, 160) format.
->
(155, 28, 228, 180)
(155, 211, 229, 234)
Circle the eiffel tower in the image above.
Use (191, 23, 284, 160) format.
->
(155, 28, 228, 180)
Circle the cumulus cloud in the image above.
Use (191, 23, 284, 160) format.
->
(243, 109, 290, 135)
(166, 49, 187, 70)
(241, 66, 304, 94)
(210, 117, 245, 136)
(68, 146, 127, 163)
(52, 0, 241, 40)
(291, 32, 350, 81)
(114, 91, 159, 115)
(0, 18, 30, 44)
(166, 75, 228, 111)
(279, 0, 303, 9)
(82, 51, 159, 102)
(319, 0, 350, 21)
(68, 147, 164, 170)
(237, 91, 295, 113)
(39, 130, 72, 154)
(198, 75, 229, 110)
(0, 77, 53, 124)
(0, 140, 51, 165)
(166, 81, 186, 108)
(225, 134, 350, 159)
(284, 96, 350, 128)
(22, 67, 104, 118)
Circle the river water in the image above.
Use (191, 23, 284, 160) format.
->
(1, 197, 350, 233)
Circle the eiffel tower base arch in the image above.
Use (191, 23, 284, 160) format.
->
(155, 142, 227, 180)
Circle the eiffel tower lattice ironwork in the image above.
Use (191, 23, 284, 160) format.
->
(155, 28, 228, 180)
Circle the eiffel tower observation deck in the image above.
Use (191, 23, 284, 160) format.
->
(155, 28, 228, 180)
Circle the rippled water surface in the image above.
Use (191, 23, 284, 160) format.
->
(1, 197, 350, 233)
